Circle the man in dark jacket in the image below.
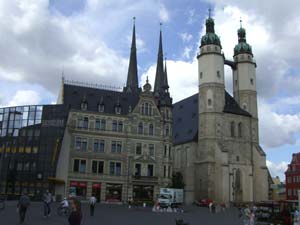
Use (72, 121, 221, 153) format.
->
(18, 192, 30, 224)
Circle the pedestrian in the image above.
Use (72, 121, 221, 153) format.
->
(244, 205, 251, 225)
(128, 197, 133, 209)
(43, 190, 52, 218)
(249, 210, 255, 225)
(89, 194, 97, 216)
(17, 192, 30, 224)
(68, 197, 82, 225)
(294, 208, 300, 225)
(209, 201, 213, 213)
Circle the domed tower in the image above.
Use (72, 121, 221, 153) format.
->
(233, 23, 258, 119)
(196, 11, 226, 201)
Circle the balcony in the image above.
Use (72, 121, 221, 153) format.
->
(132, 175, 158, 183)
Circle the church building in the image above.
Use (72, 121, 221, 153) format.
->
(173, 14, 269, 204)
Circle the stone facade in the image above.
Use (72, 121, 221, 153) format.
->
(55, 86, 173, 202)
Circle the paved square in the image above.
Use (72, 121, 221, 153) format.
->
(0, 202, 243, 225)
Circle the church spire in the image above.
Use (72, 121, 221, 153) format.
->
(162, 57, 169, 91)
(125, 17, 139, 93)
(154, 23, 165, 94)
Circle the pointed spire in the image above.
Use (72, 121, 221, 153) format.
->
(162, 57, 169, 90)
(125, 17, 138, 93)
(154, 23, 165, 94)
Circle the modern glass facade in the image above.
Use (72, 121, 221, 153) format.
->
(0, 104, 67, 200)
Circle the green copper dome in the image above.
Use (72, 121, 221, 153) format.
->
(200, 17, 221, 48)
(234, 27, 252, 56)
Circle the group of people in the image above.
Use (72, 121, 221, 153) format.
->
(238, 205, 257, 225)
(17, 191, 98, 225)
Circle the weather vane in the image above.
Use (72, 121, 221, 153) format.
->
(240, 17, 242, 28)
(208, 8, 212, 18)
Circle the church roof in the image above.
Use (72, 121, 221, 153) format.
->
(172, 91, 251, 145)
(63, 83, 140, 115)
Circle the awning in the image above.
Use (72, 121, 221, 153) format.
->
(48, 177, 65, 184)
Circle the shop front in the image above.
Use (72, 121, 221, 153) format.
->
(105, 183, 122, 202)
(92, 183, 101, 202)
(69, 181, 87, 198)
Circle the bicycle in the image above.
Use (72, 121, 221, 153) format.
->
(57, 205, 70, 216)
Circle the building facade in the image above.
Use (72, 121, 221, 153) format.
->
(285, 153, 300, 200)
(0, 105, 66, 199)
(55, 23, 173, 202)
(173, 15, 268, 204)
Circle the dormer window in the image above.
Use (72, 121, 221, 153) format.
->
(81, 101, 88, 111)
(98, 104, 105, 113)
(141, 103, 152, 116)
(115, 106, 121, 114)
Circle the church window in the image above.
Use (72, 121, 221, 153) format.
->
(138, 122, 143, 134)
(208, 99, 212, 106)
(200, 72, 203, 79)
(217, 70, 221, 78)
(236, 156, 240, 162)
(149, 124, 154, 136)
(250, 78, 254, 85)
(230, 121, 235, 137)
(238, 122, 242, 138)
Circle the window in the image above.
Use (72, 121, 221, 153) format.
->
(238, 122, 242, 138)
(93, 139, 105, 153)
(164, 145, 167, 158)
(73, 159, 86, 173)
(288, 189, 291, 196)
(95, 119, 106, 131)
(138, 122, 143, 134)
(165, 126, 169, 136)
(111, 141, 122, 153)
(200, 72, 203, 79)
(168, 166, 171, 178)
(148, 144, 155, 157)
(169, 146, 171, 159)
(92, 161, 104, 174)
(98, 104, 105, 112)
(77, 117, 89, 129)
(81, 101, 88, 111)
(217, 70, 221, 78)
(115, 106, 121, 114)
(149, 124, 154, 136)
(136, 143, 142, 155)
(235, 80, 238, 86)
(135, 164, 141, 176)
(142, 103, 152, 116)
(109, 162, 121, 176)
(208, 99, 212, 106)
(147, 165, 154, 177)
(112, 120, 118, 131)
(118, 121, 123, 132)
(250, 78, 254, 85)
(75, 137, 87, 151)
(236, 156, 240, 162)
(230, 122, 235, 137)
(163, 165, 167, 177)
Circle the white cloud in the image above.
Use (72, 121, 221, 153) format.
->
(187, 9, 196, 25)
(159, 3, 169, 23)
(182, 46, 193, 59)
(7, 90, 41, 107)
(267, 160, 288, 181)
(179, 32, 193, 42)
(259, 101, 300, 148)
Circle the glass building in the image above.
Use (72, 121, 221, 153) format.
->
(0, 104, 67, 200)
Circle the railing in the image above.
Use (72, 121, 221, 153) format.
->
(64, 79, 123, 92)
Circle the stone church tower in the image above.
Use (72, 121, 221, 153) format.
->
(173, 14, 268, 204)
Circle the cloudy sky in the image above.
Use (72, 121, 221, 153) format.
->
(0, 0, 299, 180)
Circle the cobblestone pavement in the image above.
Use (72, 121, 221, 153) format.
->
(0, 201, 243, 225)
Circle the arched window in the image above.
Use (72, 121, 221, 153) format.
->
(165, 126, 170, 136)
(230, 121, 235, 137)
(149, 124, 154, 136)
(238, 122, 242, 137)
(208, 99, 212, 106)
(138, 122, 143, 134)
(145, 103, 149, 115)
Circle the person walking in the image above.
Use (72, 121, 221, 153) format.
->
(43, 190, 52, 218)
(17, 192, 30, 224)
(89, 194, 97, 216)
(68, 197, 82, 225)
(294, 208, 300, 225)
(244, 205, 251, 225)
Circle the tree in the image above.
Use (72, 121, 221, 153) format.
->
(168, 172, 185, 189)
